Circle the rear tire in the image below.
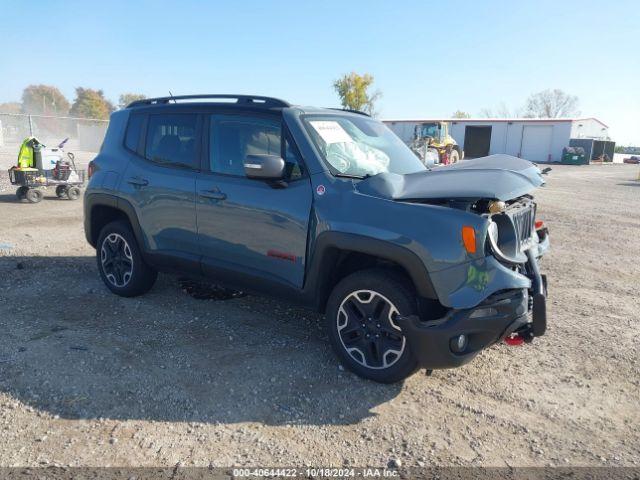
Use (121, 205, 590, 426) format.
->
(66, 186, 81, 200)
(96, 220, 157, 297)
(25, 189, 43, 203)
(325, 269, 420, 383)
(55, 185, 68, 198)
(16, 186, 28, 200)
(450, 149, 460, 164)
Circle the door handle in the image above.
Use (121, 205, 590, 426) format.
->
(199, 189, 227, 200)
(127, 176, 149, 187)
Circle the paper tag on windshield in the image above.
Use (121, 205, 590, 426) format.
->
(309, 121, 352, 144)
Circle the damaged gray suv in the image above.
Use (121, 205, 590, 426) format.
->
(84, 94, 550, 383)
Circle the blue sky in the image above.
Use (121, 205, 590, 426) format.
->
(1, 0, 638, 144)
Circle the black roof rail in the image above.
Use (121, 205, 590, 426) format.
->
(127, 94, 291, 109)
(326, 107, 371, 117)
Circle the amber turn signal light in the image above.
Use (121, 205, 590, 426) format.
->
(462, 226, 476, 254)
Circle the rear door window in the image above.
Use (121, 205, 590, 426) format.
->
(145, 114, 199, 169)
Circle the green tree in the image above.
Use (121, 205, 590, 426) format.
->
(523, 89, 579, 118)
(451, 110, 471, 119)
(69, 88, 114, 119)
(333, 72, 381, 116)
(21, 85, 70, 115)
(118, 93, 146, 109)
(0, 102, 22, 114)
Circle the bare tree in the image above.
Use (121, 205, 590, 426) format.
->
(496, 102, 518, 118)
(478, 107, 494, 118)
(523, 89, 579, 118)
(478, 102, 518, 118)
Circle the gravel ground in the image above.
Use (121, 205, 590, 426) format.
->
(0, 164, 638, 469)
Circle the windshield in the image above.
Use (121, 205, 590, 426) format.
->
(303, 115, 427, 177)
(419, 123, 440, 138)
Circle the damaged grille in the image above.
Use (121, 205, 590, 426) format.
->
(508, 201, 535, 250)
(488, 198, 537, 265)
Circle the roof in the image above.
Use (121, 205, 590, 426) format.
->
(127, 94, 290, 109)
(125, 94, 370, 117)
(126, 93, 370, 117)
(383, 117, 609, 128)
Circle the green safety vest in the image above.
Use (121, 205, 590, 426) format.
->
(17, 137, 40, 169)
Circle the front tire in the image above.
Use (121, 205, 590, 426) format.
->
(96, 220, 157, 297)
(25, 188, 43, 203)
(66, 186, 81, 200)
(325, 269, 419, 383)
(450, 149, 460, 164)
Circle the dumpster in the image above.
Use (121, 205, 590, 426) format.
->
(562, 146, 587, 165)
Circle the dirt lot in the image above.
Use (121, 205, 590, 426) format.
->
(0, 164, 638, 469)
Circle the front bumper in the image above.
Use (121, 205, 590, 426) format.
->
(397, 249, 547, 370)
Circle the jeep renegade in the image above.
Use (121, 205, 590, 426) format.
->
(84, 94, 549, 383)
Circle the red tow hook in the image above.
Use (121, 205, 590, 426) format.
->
(504, 334, 525, 346)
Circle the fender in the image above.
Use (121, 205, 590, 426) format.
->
(304, 231, 438, 311)
(84, 193, 147, 254)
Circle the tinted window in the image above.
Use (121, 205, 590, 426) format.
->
(124, 113, 144, 153)
(145, 114, 198, 169)
(210, 116, 280, 176)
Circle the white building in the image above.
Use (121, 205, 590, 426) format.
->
(384, 117, 611, 163)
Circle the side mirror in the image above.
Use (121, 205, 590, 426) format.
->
(244, 154, 285, 180)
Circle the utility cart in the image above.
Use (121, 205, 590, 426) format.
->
(9, 166, 85, 203)
(8, 137, 85, 203)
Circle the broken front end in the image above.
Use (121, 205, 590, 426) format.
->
(399, 194, 550, 369)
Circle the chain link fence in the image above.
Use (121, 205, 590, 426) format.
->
(0, 113, 109, 169)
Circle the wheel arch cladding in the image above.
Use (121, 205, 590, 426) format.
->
(308, 232, 438, 312)
(90, 205, 129, 244)
(85, 194, 146, 251)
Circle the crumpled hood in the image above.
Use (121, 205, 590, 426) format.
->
(356, 154, 545, 201)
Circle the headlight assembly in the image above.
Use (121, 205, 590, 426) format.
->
(488, 220, 499, 244)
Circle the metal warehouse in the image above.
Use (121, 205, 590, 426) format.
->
(384, 117, 613, 163)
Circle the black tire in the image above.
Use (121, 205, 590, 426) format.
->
(66, 186, 81, 200)
(450, 149, 460, 164)
(25, 189, 43, 203)
(55, 185, 68, 198)
(96, 220, 157, 297)
(325, 269, 420, 383)
(16, 186, 28, 200)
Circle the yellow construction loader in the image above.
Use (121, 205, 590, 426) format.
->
(410, 121, 463, 165)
